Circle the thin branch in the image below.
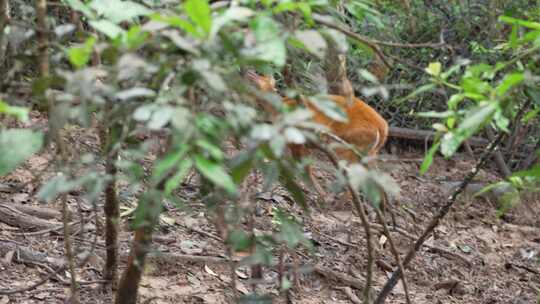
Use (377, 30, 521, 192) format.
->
(374, 130, 508, 304)
(311, 141, 374, 304)
(374, 205, 412, 304)
(312, 14, 392, 70)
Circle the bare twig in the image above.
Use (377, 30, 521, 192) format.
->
(61, 193, 79, 303)
(312, 14, 392, 70)
(374, 129, 507, 304)
(311, 142, 374, 304)
(485, 127, 511, 177)
(374, 206, 412, 304)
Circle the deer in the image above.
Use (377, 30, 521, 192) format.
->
(244, 56, 388, 200)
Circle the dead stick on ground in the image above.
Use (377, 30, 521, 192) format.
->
(374, 129, 507, 304)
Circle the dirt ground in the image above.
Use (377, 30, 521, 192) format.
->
(0, 113, 539, 304)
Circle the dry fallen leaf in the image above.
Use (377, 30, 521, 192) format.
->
(204, 264, 218, 277)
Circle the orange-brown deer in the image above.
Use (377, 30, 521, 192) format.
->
(245, 59, 388, 199)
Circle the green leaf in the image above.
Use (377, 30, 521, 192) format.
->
(196, 139, 224, 161)
(226, 229, 252, 252)
(184, 0, 212, 37)
(194, 155, 236, 194)
(36, 175, 70, 203)
(89, 19, 125, 39)
(0, 129, 43, 176)
(512, 164, 540, 179)
(89, 0, 152, 24)
(0, 101, 29, 121)
(420, 141, 440, 175)
(459, 103, 496, 132)
(161, 30, 200, 55)
(164, 158, 192, 196)
(64, 0, 97, 19)
(210, 7, 254, 39)
(279, 163, 306, 210)
(243, 16, 286, 66)
(440, 132, 464, 157)
(425, 62, 441, 76)
(153, 145, 189, 183)
(274, 208, 310, 248)
(67, 36, 96, 69)
(309, 95, 348, 123)
(230, 150, 255, 184)
(499, 16, 540, 30)
(496, 73, 524, 96)
(152, 14, 199, 37)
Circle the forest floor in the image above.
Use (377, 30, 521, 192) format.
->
(0, 112, 539, 304)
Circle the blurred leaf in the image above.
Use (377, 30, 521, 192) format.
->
(279, 163, 306, 209)
(153, 145, 189, 183)
(512, 164, 540, 179)
(194, 155, 236, 194)
(440, 132, 463, 157)
(243, 16, 286, 66)
(416, 110, 454, 118)
(133, 104, 154, 121)
(496, 72, 524, 96)
(211, 6, 254, 39)
(459, 103, 496, 132)
(184, 0, 212, 37)
(425, 62, 441, 77)
(499, 16, 540, 30)
(148, 106, 173, 130)
(67, 36, 96, 69)
(161, 30, 200, 55)
(226, 229, 252, 252)
(284, 127, 306, 144)
(55, 24, 76, 38)
(196, 139, 224, 161)
(347, 164, 368, 191)
(0, 101, 29, 121)
(152, 14, 198, 37)
(251, 124, 277, 141)
(124, 25, 149, 49)
(89, 0, 152, 24)
(115, 87, 156, 101)
(0, 129, 43, 176)
(36, 175, 71, 203)
(89, 19, 125, 39)
(310, 95, 348, 123)
(164, 158, 192, 195)
(292, 30, 327, 58)
(274, 208, 310, 248)
(358, 69, 379, 84)
(64, 0, 97, 19)
(230, 150, 255, 184)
